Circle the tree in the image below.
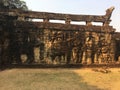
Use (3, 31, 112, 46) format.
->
(0, 0, 28, 10)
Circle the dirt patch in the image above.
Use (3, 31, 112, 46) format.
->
(73, 68, 120, 90)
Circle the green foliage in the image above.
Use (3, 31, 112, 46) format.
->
(0, 0, 28, 10)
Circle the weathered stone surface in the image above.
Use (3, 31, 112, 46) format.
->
(0, 5, 120, 67)
(0, 7, 114, 23)
(13, 21, 114, 33)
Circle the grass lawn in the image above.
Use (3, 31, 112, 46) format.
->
(0, 68, 120, 90)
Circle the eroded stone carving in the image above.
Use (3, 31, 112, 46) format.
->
(1, 4, 120, 67)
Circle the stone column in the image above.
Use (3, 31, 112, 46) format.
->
(110, 39, 116, 63)
(94, 53, 98, 64)
(82, 51, 86, 64)
(43, 29, 51, 61)
(86, 49, 92, 65)
(92, 32, 99, 64)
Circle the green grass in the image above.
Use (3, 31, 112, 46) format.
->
(0, 69, 102, 90)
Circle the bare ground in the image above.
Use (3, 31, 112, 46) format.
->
(73, 68, 120, 90)
(0, 68, 120, 90)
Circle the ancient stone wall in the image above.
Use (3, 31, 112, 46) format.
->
(1, 6, 119, 68)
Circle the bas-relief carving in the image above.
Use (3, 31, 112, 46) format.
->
(0, 4, 119, 67)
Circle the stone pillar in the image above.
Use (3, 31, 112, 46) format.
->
(86, 21, 92, 26)
(43, 19, 50, 61)
(110, 39, 116, 62)
(98, 55, 102, 64)
(82, 51, 86, 64)
(92, 32, 99, 64)
(34, 47, 40, 63)
(94, 53, 98, 64)
(43, 18, 49, 23)
(65, 18, 71, 24)
(43, 29, 51, 61)
(86, 33, 93, 65)
(86, 49, 92, 64)
(118, 56, 120, 64)
(105, 33, 114, 63)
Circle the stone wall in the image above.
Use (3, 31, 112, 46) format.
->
(0, 6, 119, 67)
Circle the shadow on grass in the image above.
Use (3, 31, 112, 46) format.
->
(35, 71, 103, 90)
(0, 69, 104, 90)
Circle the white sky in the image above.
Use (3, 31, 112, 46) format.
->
(24, 0, 120, 32)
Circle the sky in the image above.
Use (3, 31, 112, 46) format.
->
(24, 0, 120, 32)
